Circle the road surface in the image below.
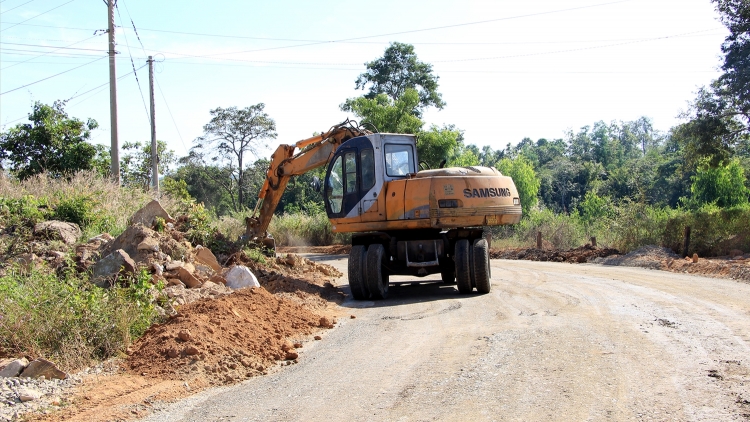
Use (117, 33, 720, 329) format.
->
(144, 257, 750, 421)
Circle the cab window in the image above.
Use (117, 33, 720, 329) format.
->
(384, 144, 414, 177)
(361, 148, 375, 191)
(327, 155, 343, 213)
(344, 152, 357, 193)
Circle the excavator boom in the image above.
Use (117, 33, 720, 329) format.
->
(245, 120, 369, 248)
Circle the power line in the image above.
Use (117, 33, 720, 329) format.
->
(0, 41, 105, 51)
(154, 74, 188, 154)
(0, 0, 76, 33)
(0, 0, 37, 15)
(115, 1, 150, 125)
(1, 34, 102, 70)
(0, 55, 106, 95)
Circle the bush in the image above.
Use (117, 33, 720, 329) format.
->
(663, 204, 750, 256)
(0, 265, 160, 370)
(270, 211, 350, 246)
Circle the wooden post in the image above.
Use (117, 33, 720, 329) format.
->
(683, 226, 691, 257)
(536, 231, 542, 249)
(590, 237, 597, 247)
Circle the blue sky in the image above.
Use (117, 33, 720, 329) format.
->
(0, 0, 728, 162)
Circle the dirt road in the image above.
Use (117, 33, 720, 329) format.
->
(143, 257, 750, 421)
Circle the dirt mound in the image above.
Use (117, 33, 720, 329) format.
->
(125, 287, 335, 385)
(595, 245, 750, 282)
(278, 245, 352, 255)
(492, 244, 620, 263)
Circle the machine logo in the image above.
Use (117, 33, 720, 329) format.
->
(463, 187, 511, 198)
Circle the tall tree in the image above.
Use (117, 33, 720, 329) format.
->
(0, 101, 99, 179)
(192, 104, 277, 209)
(713, 0, 750, 128)
(120, 140, 176, 189)
(341, 89, 423, 134)
(354, 42, 445, 116)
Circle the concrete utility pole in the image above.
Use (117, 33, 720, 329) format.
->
(107, 0, 120, 185)
(148, 56, 158, 192)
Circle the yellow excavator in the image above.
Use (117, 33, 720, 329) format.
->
(246, 120, 522, 300)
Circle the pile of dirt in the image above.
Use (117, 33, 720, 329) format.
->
(491, 244, 620, 263)
(125, 287, 336, 385)
(595, 245, 750, 282)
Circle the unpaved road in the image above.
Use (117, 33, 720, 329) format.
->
(143, 258, 750, 421)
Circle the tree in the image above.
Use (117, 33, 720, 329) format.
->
(0, 101, 99, 179)
(496, 156, 540, 214)
(416, 125, 461, 168)
(120, 140, 176, 189)
(193, 104, 277, 209)
(713, 0, 750, 129)
(341, 89, 423, 134)
(687, 158, 749, 208)
(354, 42, 445, 116)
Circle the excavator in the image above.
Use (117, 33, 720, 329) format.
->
(245, 120, 522, 300)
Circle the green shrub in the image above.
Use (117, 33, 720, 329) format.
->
(0, 195, 52, 226)
(0, 265, 161, 370)
(270, 211, 350, 246)
(663, 203, 750, 256)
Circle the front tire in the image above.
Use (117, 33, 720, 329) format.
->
(348, 245, 369, 300)
(455, 239, 473, 294)
(366, 244, 389, 300)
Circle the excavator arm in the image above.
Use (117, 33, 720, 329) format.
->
(245, 120, 370, 249)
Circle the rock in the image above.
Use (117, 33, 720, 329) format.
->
(88, 233, 114, 243)
(0, 358, 28, 377)
(17, 387, 42, 402)
(129, 200, 175, 228)
(167, 348, 179, 358)
(19, 358, 67, 380)
(195, 246, 222, 272)
(284, 351, 298, 360)
(167, 278, 184, 287)
(201, 281, 218, 290)
(729, 249, 744, 257)
(177, 330, 192, 342)
(152, 262, 163, 276)
(33, 221, 81, 244)
(692, 253, 699, 263)
(350, 315, 356, 319)
(176, 267, 202, 288)
(184, 346, 200, 356)
(319, 317, 334, 328)
(294, 342, 303, 348)
(165, 261, 184, 271)
(92, 249, 137, 287)
(48, 251, 66, 260)
(281, 341, 294, 352)
(224, 266, 260, 290)
(101, 224, 157, 260)
(314, 336, 322, 340)
(210, 275, 227, 285)
(137, 237, 160, 252)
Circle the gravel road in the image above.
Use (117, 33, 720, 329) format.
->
(143, 257, 750, 421)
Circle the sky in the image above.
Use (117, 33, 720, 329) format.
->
(0, 0, 729, 164)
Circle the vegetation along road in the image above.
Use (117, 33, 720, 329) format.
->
(143, 256, 750, 421)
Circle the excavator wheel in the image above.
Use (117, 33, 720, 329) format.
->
(440, 258, 455, 284)
(348, 245, 369, 300)
(473, 239, 491, 294)
(365, 244, 389, 300)
(455, 239, 473, 294)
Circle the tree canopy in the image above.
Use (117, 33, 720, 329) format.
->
(0, 101, 99, 180)
(354, 42, 445, 115)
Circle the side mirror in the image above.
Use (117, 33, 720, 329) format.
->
(311, 176, 321, 192)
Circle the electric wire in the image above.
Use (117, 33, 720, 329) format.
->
(0, 55, 106, 95)
(0, 42, 105, 51)
(154, 74, 188, 154)
(1, 34, 102, 70)
(0, 0, 37, 15)
(115, 1, 150, 125)
(0, 0, 76, 33)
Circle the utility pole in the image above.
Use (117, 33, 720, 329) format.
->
(107, 0, 120, 185)
(148, 56, 158, 192)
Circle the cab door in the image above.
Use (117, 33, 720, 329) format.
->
(324, 147, 362, 222)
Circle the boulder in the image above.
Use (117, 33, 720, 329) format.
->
(92, 249, 137, 288)
(195, 246, 221, 272)
(129, 200, 174, 228)
(224, 266, 260, 289)
(33, 221, 81, 244)
(101, 224, 157, 259)
(19, 358, 67, 380)
(0, 358, 28, 377)
(210, 274, 227, 285)
(176, 267, 202, 288)
(137, 237, 160, 253)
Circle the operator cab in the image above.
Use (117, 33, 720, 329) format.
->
(324, 133, 417, 220)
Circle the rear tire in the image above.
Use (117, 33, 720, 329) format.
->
(348, 245, 369, 300)
(455, 239, 473, 294)
(473, 239, 491, 294)
(366, 244, 389, 300)
(440, 259, 455, 284)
